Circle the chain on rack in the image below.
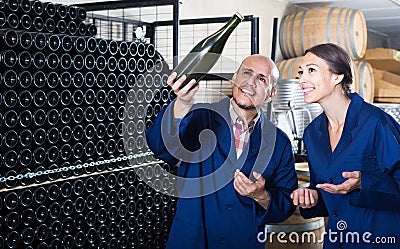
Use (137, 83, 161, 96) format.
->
(0, 151, 155, 184)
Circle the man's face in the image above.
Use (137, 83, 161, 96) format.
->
(231, 56, 274, 110)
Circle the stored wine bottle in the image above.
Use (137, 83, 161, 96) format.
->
(61, 35, 73, 51)
(20, 0, 31, 13)
(3, 29, 18, 47)
(43, 2, 56, 17)
(119, 41, 129, 56)
(56, 19, 67, 33)
(18, 50, 32, 68)
(86, 23, 97, 36)
(48, 34, 60, 51)
(98, 38, 108, 54)
(56, 4, 67, 19)
(32, 0, 43, 15)
(3, 49, 18, 67)
(7, 13, 19, 29)
(78, 22, 86, 36)
(67, 21, 77, 35)
(0, 12, 6, 27)
(60, 53, 72, 69)
(20, 14, 31, 30)
(6, 0, 18, 12)
(33, 51, 45, 69)
(45, 18, 56, 33)
(86, 37, 97, 52)
(68, 5, 78, 20)
(34, 33, 46, 50)
(19, 31, 32, 49)
(74, 36, 86, 53)
(32, 16, 44, 32)
(77, 6, 86, 21)
(174, 12, 243, 89)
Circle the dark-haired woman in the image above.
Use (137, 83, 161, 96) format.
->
(291, 43, 400, 249)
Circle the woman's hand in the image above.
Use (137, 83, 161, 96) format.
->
(291, 188, 318, 208)
(316, 171, 361, 194)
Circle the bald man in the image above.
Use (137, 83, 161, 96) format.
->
(146, 55, 297, 249)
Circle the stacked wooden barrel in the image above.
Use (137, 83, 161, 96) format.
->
(277, 6, 374, 103)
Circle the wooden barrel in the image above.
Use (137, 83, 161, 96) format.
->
(265, 209, 325, 249)
(295, 162, 310, 183)
(353, 61, 375, 103)
(279, 7, 367, 60)
(295, 163, 330, 234)
(264, 176, 324, 248)
(276, 57, 303, 80)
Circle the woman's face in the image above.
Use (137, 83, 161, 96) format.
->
(298, 52, 338, 104)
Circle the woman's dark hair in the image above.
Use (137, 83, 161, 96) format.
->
(305, 43, 353, 94)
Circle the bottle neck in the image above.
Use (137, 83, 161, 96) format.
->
(200, 15, 242, 48)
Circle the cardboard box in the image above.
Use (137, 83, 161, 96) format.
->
(362, 48, 400, 75)
(373, 69, 400, 103)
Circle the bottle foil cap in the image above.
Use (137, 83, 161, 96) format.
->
(235, 12, 244, 21)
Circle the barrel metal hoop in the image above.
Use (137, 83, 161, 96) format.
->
(290, 11, 300, 58)
(298, 9, 307, 55)
(336, 8, 344, 47)
(349, 9, 359, 59)
(279, 15, 289, 59)
(343, 9, 351, 58)
(358, 62, 366, 97)
(266, 218, 325, 233)
(326, 7, 335, 43)
(295, 170, 310, 177)
(287, 57, 297, 78)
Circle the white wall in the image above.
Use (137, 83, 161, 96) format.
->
(367, 30, 390, 49)
(58, 0, 291, 60)
(389, 35, 400, 50)
(178, 0, 290, 58)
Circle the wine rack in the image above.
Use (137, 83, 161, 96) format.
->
(0, 0, 177, 248)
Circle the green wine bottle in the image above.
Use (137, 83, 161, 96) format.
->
(174, 12, 244, 89)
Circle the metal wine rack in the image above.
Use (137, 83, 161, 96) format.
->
(0, 0, 261, 248)
(0, 0, 178, 248)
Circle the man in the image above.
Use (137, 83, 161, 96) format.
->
(146, 54, 297, 249)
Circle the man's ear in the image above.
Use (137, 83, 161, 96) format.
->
(265, 87, 276, 103)
(231, 73, 237, 87)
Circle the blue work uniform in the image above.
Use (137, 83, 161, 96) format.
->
(301, 93, 400, 249)
(145, 97, 297, 249)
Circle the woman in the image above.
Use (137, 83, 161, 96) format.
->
(291, 43, 400, 249)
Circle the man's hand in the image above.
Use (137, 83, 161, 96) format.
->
(234, 170, 270, 209)
(167, 72, 199, 118)
(291, 188, 318, 208)
(316, 171, 361, 194)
